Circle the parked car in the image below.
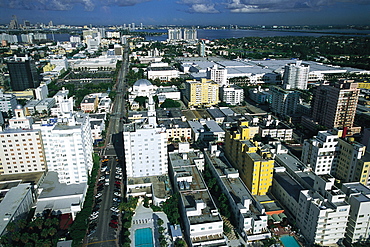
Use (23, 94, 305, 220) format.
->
(109, 222, 118, 228)
(94, 193, 102, 198)
(114, 192, 121, 197)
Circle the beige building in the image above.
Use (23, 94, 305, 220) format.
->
(80, 96, 98, 113)
(0, 107, 47, 174)
(184, 78, 219, 107)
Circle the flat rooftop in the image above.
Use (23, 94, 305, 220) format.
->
(274, 172, 304, 201)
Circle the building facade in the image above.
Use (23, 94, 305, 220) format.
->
(7, 55, 40, 91)
(282, 60, 310, 90)
(269, 86, 300, 118)
(185, 79, 219, 107)
(220, 85, 244, 105)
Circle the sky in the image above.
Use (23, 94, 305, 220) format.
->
(0, 0, 370, 27)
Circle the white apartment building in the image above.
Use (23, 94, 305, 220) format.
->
(220, 85, 244, 105)
(207, 65, 227, 86)
(33, 84, 49, 100)
(0, 90, 17, 114)
(270, 86, 301, 117)
(342, 183, 370, 245)
(123, 98, 168, 178)
(167, 29, 182, 41)
(51, 88, 74, 116)
(301, 130, 340, 175)
(183, 29, 197, 42)
(283, 60, 310, 90)
(33, 113, 93, 184)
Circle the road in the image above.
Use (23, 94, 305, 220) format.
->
(87, 46, 129, 247)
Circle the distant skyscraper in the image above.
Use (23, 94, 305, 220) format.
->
(311, 80, 359, 129)
(167, 29, 182, 41)
(199, 40, 206, 57)
(7, 55, 40, 91)
(9, 15, 18, 29)
(183, 28, 197, 41)
(283, 60, 310, 90)
(24, 20, 31, 27)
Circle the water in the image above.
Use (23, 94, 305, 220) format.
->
(135, 228, 154, 247)
(280, 235, 301, 247)
(141, 28, 370, 41)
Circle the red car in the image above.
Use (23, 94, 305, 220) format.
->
(114, 181, 121, 185)
(110, 220, 118, 224)
(109, 222, 118, 228)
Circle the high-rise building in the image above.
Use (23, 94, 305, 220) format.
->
(301, 130, 340, 175)
(33, 113, 93, 184)
(183, 28, 197, 41)
(311, 80, 359, 130)
(199, 40, 206, 57)
(0, 107, 47, 175)
(185, 78, 219, 107)
(342, 183, 370, 246)
(123, 97, 168, 178)
(0, 90, 17, 114)
(7, 55, 40, 91)
(224, 121, 274, 196)
(220, 85, 244, 105)
(282, 60, 309, 90)
(206, 64, 227, 86)
(331, 138, 369, 185)
(167, 29, 182, 41)
(269, 86, 301, 118)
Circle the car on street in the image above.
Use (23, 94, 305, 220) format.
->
(114, 192, 121, 196)
(109, 222, 118, 228)
(95, 193, 102, 198)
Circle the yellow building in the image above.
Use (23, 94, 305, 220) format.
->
(358, 82, 370, 89)
(43, 63, 56, 72)
(224, 121, 273, 196)
(333, 138, 369, 186)
(185, 78, 219, 107)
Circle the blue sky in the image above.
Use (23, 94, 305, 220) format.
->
(0, 0, 370, 26)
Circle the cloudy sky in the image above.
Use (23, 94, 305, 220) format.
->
(0, 0, 369, 26)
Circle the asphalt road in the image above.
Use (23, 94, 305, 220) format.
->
(86, 46, 129, 247)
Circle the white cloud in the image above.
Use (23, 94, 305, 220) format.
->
(225, 0, 370, 13)
(2, 0, 95, 11)
(178, 0, 220, 13)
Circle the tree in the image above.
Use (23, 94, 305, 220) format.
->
(160, 99, 180, 108)
(20, 232, 30, 244)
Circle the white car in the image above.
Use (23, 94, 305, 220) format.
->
(95, 193, 102, 198)
(114, 192, 121, 197)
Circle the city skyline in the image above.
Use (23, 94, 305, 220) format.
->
(0, 0, 370, 26)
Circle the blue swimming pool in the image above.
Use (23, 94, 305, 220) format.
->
(280, 235, 301, 247)
(135, 228, 154, 247)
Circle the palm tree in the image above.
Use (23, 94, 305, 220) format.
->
(48, 228, 57, 237)
(20, 232, 30, 244)
(29, 233, 39, 243)
(41, 228, 49, 238)
(11, 231, 21, 242)
(34, 218, 43, 230)
(17, 219, 28, 229)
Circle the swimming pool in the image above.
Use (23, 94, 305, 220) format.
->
(280, 235, 301, 247)
(135, 228, 154, 247)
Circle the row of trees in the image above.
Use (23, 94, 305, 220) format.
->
(68, 153, 100, 246)
(0, 216, 60, 247)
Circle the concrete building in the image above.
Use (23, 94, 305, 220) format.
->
(33, 84, 49, 100)
(311, 80, 359, 130)
(0, 183, 35, 236)
(80, 95, 98, 113)
(332, 138, 369, 186)
(7, 55, 40, 91)
(224, 121, 274, 195)
(158, 119, 191, 142)
(204, 147, 271, 242)
(188, 120, 225, 144)
(49, 56, 69, 70)
(147, 62, 179, 82)
(301, 130, 340, 175)
(33, 113, 93, 184)
(0, 90, 17, 114)
(341, 183, 370, 245)
(269, 86, 301, 118)
(184, 78, 219, 107)
(35, 171, 87, 220)
(167, 29, 182, 41)
(282, 60, 310, 90)
(128, 79, 157, 104)
(206, 65, 227, 86)
(258, 117, 293, 141)
(0, 107, 47, 175)
(220, 85, 244, 105)
(248, 87, 272, 104)
(183, 29, 197, 42)
(168, 147, 226, 246)
(273, 156, 350, 246)
(123, 98, 168, 178)
(35, 98, 55, 113)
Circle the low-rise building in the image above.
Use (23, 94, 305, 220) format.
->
(220, 85, 244, 105)
(168, 147, 226, 246)
(0, 90, 17, 114)
(80, 95, 98, 113)
(147, 62, 179, 82)
(204, 147, 271, 242)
